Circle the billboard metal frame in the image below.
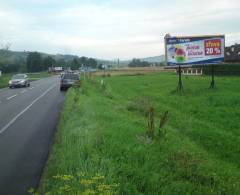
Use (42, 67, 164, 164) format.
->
(164, 34, 225, 92)
(165, 34, 225, 66)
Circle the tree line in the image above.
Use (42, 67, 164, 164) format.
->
(203, 64, 240, 76)
(128, 59, 163, 67)
(0, 51, 98, 73)
(128, 59, 151, 67)
(26, 52, 98, 72)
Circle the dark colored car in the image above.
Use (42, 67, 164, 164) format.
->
(9, 74, 30, 88)
(60, 72, 80, 91)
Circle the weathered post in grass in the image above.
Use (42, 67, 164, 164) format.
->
(177, 65, 184, 95)
(88, 71, 90, 79)
(210, 64, 215, 89)
(89, 71, 92, 79)
(158, 111, 169, 139)
(147, 107, 154, 139)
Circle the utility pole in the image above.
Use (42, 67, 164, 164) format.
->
(164, 33, 171, 66)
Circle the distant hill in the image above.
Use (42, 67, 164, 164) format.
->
(120, 55, 164, 66)
(141, 55, 164, 63)
(0, 50, 83, 65)
(54, 54, 79, 62)
(120, 55, 165, 66)
(0, 49, 165, 67)
(0, 49, 28, 64)
(0, 50, 115, 65)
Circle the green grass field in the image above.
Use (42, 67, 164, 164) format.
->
(0, 72, 51, 89)
(27, 72, 51, 81)
(0, 74, 12, 89)
(39, 73, 240, 194)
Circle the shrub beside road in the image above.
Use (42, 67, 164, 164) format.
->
(39, 72, 240, 194)
(0, 74, 12, 89)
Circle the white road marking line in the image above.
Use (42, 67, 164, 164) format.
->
(20, 90, 27, 94)
(0, 84, 56, 134)
(6, 94, 17, 100)
(30, 87, 34, 90)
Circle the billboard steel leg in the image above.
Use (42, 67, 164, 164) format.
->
(177, 65, 184, 95)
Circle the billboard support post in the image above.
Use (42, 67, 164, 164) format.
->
(165, 34, 224, 90)
(210, 64, 215, 89)
(177, 65, 183, 94)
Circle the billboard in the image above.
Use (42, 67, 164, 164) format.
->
(165, 35, 225, 66)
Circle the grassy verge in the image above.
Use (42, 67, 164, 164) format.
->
(27, 72, 51, 81)
(92, 67, 172, 77)
(0, 74, 12, 89)
(0, 72, 51, 89)
(38, 73, 240, 194)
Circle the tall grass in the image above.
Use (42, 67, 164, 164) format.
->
(39, 73, 240, 194)
(0, 74, 12, 88)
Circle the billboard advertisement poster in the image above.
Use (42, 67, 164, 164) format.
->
(165, 35, 225, 66)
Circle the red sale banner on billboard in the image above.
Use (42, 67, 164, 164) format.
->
(205, 39, 221, 56)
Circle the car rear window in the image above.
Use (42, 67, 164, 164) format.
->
(63, 74, 79, 80)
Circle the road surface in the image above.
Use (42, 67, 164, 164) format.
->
(0, 76, 65, 195)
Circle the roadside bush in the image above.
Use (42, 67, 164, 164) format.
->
(203, 64, 240, 76)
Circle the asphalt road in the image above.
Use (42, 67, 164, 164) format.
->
(0, 76, 65, 195)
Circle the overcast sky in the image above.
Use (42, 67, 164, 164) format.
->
(0, 0, 239, 60)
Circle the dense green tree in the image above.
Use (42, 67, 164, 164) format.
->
(43, 56, 56, 69)
(128, 59, 150, 67)
(70, 56, 98, 69)
(0, 63, 19, 73)
(79, 56, 87, 66)
(203, 64, 240, 76)
(26, 52, 43, 72)
(70, 58, 80, 70)
(88, 58, 97, 68)
(56, 58, 67, 68)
